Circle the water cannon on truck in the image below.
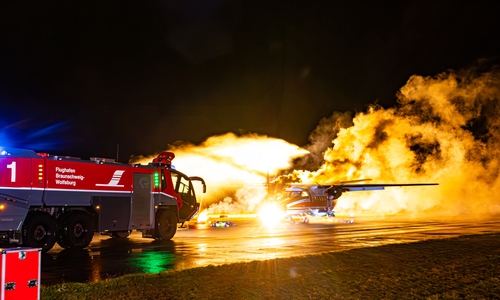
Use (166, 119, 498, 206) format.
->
(0, 147, 206, 252)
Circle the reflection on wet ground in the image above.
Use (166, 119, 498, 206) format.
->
(41, 216, 500, 285)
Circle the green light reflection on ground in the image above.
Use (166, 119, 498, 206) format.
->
(129, 251, 176, 274)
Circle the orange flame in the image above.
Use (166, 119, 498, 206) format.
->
(136, 66, 500, 220)
(134, 132, 309, 214)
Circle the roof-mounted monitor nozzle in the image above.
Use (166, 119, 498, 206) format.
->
(152, 152, 175, 167)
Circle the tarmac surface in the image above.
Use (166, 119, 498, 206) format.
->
(41, 215, 500, 285)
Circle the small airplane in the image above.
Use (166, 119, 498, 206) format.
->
(275, 179, 438, 220)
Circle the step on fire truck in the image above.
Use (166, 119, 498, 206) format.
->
(0, 147, 206, 252)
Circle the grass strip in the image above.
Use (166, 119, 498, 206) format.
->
(42, 233, 500, 300)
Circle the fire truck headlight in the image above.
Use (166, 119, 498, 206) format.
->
(0, 204, 5, 210)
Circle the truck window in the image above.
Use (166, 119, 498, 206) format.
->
(170, 172, 179, 191)
(178, 176, 192, 200)
(171, 171, 196, 211)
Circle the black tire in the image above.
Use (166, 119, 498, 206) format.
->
(22, 212, 57, 252)
(57, 211, 94, 249)
(111, 231, 130, 238)
(155, 210, 178, 240)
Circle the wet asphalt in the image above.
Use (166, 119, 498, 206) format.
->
(40, 216, 500, 285)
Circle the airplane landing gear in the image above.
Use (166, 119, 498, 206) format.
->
(285, 214, 310, 224)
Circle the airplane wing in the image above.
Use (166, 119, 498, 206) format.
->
(278, 182, 439, 219)
(318, 183, 438, 192)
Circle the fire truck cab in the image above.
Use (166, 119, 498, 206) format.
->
(0, 147, 206, 252)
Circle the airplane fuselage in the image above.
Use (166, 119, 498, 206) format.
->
(278, 184, 337, 216)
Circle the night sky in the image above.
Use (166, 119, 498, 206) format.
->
(1, 1, 500, 161)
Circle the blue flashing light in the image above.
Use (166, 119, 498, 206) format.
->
(1, 120, 69, 152)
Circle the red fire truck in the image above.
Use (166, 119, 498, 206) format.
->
(0, 147, 206, 252)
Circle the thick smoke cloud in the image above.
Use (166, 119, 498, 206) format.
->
(296, 66, 500, 218)
(202, 185, 268, 215)
(294, 111, 353, 171)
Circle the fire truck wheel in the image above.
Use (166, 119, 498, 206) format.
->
(57, 211, 94, 249)
(22, 212, 57, 252)
(155, 210, 177, 240)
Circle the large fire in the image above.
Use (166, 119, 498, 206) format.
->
(135, 132, 309, 215)
(137, 66, 500, 220)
